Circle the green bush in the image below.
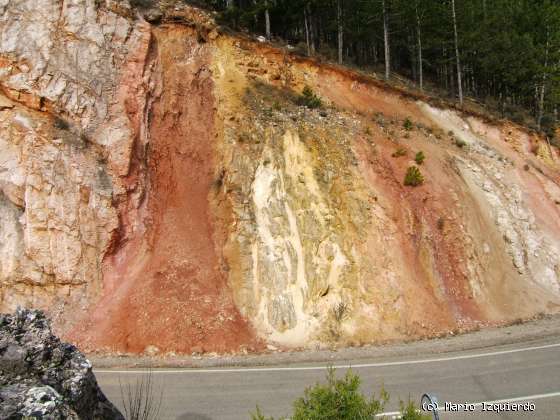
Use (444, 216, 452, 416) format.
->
(251, 368, 431, 420)
(300, 86, 322, 109)
(403, 117, 414, 131)
(404, 166, 424, 186)
(414, 151, 425, 165)
(455, 137, 467, 148)
(291, 368, 387, 420)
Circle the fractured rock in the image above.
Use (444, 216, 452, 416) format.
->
(0, 309, 123, 419)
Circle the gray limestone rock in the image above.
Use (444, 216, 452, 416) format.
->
(0, 309, 123, 419)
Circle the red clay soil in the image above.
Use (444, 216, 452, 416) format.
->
(69, 27, 260, 355)
(354, 132, 481, 330)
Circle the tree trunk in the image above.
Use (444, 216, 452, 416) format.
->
(416, 2, 423, 90)
(304, 5, 311, 56)
(383, 0, 390, 81)
(337, 0, 344, 64)
(443, 45, 448, 90)
(303, 4, 316, 55)
(451, 0, 463, 105)
(264, 0, 271, 39)
(537, 27, 550, 130)
(410, 33, 417, 82)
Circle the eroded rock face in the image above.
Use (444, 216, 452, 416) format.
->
(0, 99, 117, 313)
(0, 0, 149, 319)
(0, 309, 123, 419)
(0, 1, 559, 354)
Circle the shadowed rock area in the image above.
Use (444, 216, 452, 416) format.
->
(0, 309, 123, 419)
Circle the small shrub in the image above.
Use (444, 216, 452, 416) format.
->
(120, 370, 162, 420)
(374, 112, 386, 127)
(437, 217, 445, 230)
(510, 110, 527, 125)
(403, 117, 414, 131)
(332, 301, 349, 322)
(213, 169, 225, 191)
(541, 114, 556, 138)
(455, 137, 467, 148)
(401, 399, 431, 419)
(53, 116, 70, 131)
(392, 147, 407, 158)
(365, 126, 372, 135)
(252, 368, 430, 420)
(404, 166, 424, 186)
(272, 101, 281, 111)
(292, 368, 388, 420)
(250, 406, 274, 420)
(299, 85, 322, 109)
(414, 151, 425, 165)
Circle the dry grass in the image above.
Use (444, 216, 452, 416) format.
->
(120, 369, 163, 420)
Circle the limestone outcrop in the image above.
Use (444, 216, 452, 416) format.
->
(0, 1, 559, 354)
(0, 308, 123, 419)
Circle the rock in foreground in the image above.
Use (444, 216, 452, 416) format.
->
(0, 309, 123, 419)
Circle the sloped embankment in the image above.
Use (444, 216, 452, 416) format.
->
(202, 31, 560, 348)
(0, 2, 559, 355)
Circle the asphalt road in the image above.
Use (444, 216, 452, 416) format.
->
(95, 338, 560, 420)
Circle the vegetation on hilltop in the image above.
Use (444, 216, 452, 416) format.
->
(142, 0, 560, 144)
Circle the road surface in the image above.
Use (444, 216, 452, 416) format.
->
(95, 337, 560, 419)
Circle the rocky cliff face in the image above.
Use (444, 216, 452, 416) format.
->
(1, 1, 559, 355)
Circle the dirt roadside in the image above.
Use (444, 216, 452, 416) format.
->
(89, 314, 560, 369)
